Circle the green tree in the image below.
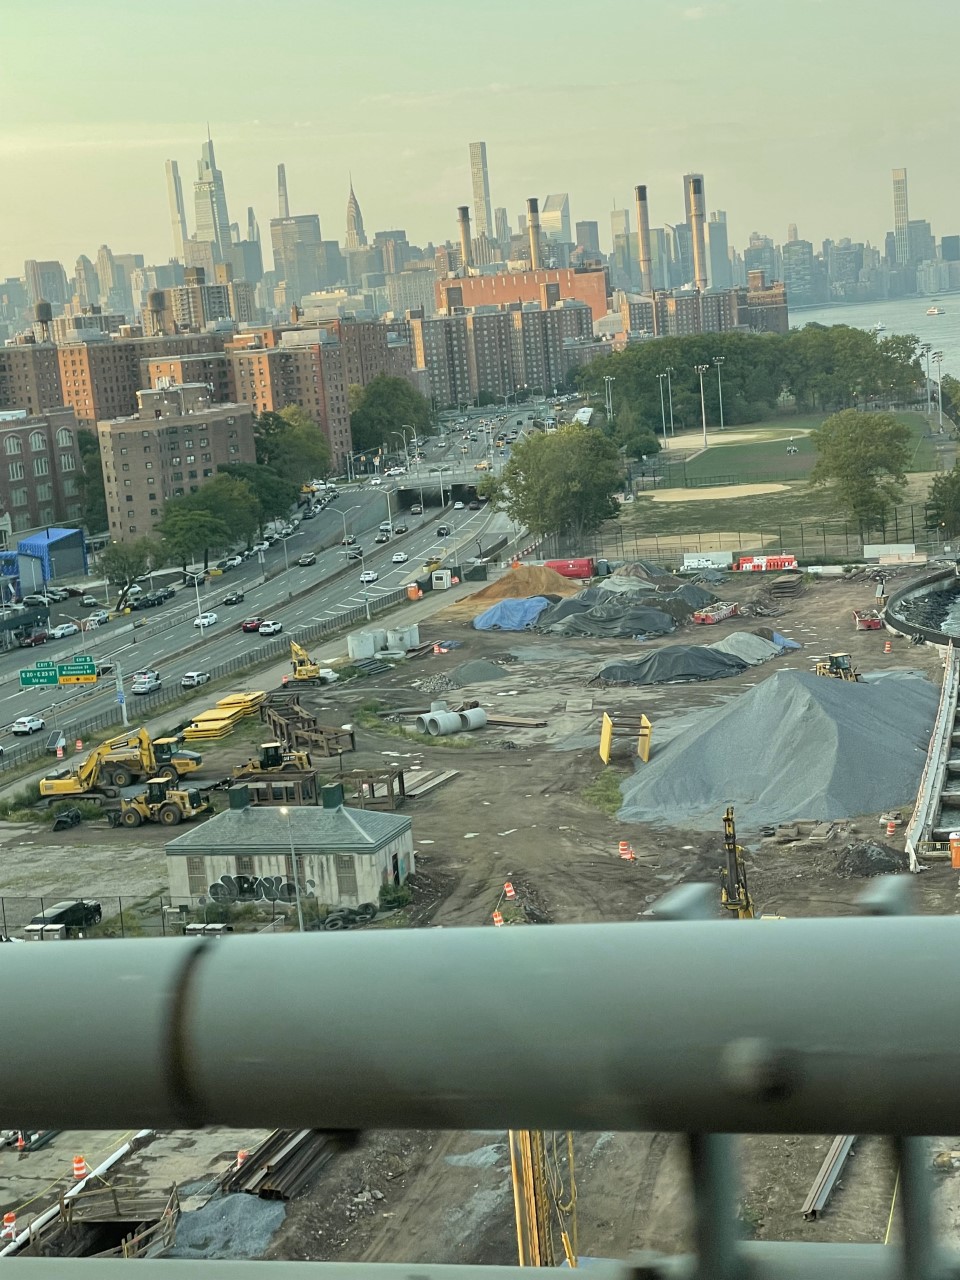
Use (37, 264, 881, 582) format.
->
(255, 407, 331, 483)
(76, 429, 107, 533)
(606, 401, 662, 460)
(483, 424, 623, 542)
(221, 463, 298, 527)
(349, 375, 434, 452)
(99, 537, 165, 607)
(157, 506, 231, 569)
(176, 474, 259, 544)
(927, 463, 960, 538)
(810, 410, 911, 524)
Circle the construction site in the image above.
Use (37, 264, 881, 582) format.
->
(3, 556, 960, 1267)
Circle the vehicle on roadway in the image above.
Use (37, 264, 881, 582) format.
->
(50, 622, 80, 640)
(223, 590, 245, 605)
(17, 631, 48, 647)
(181, 671, 211, 688)
(346, 548, 363, 560)
(297, 552, 317, 566)
(258, 620, 283, 636)
(224, 554, 243, 568)
(28, 899, 102, 931)
(410, 504, 422, 514)
(21, 595, 48, 607)
(374, 533, 390, 544)
(454, 500, 465, 509)
(437, 525, 451, 537)
(341, 534, 357, 545)
(392, 551, 409, 564)
(12, 715, 45, 735)
(468, 500, 481, 510)
(194, 611, 218, 628)
(87, 610, 109, 626)
(241, 617, 265, 633)
(393, 522, 408, 534)
(132, 670, 162, 695)
(252, 541, 269, 553)
(369, 476, 382, 485)
(80, 595, 101, 607)
(360, 570, 379, 584)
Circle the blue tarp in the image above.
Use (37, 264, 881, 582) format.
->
(771, 630, 801, 650)
(473, 597, 551, 631)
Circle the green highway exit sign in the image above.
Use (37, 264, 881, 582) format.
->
(20, 666, 58, 688)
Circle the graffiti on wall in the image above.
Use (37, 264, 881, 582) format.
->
(208, 874, 317, 905)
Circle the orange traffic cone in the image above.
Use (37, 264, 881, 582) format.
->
(16, 1132, 25, 1151)
(883, 640, 892, 654)
(1, 1212, 16, 1239)
(73, 1155, 86, 1180)
(236, 1149, 249, 1168)
(886, 819, 897, 837)
(618, 841, 637, 861)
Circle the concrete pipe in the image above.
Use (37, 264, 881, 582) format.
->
(430, 701, 449, 713)
(415, 715, 430, 733)
(458, 708, 488, 731)
(426, 711, 463, 736)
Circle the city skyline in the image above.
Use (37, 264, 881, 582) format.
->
(4, 0, 960, 273)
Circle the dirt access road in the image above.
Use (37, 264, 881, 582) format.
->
(266, 564, 960, 1266)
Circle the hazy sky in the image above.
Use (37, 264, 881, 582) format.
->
(4, 0, 959, 275)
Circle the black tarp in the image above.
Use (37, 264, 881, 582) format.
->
(592, 645, 748, 685)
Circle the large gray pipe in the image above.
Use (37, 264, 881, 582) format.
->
(527, 197, 542, 270)
(688, 175, 707, 292)
(457, 205, 473, 271)
(5, 910, 960, 1134)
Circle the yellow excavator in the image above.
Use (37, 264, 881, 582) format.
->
(116, 777, 210, 828)
(102, 728, 202, 787)
(815, 652, 862, 682)
(289, 641, 339, 686)
(232, 742, 313, 777)
(41, 738, 130, 802)
(720, 805, 755, 919)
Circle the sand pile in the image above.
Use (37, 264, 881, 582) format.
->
(469, 566, 582, 601)
(618, 669, 936, 830)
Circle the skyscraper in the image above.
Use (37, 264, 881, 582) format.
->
(494, 207, 510, 248)
(345, 178, 367, 251)
(194, 133, 231, 256)
(247, 207, 260, 244)
(277, 164, 290, 220)
(74, 255, 100, 308)
(271, 215, 323, 301)
(707, 214, 731, 289)
(892, 168, 910, 266)
(469, 142, 494, 240)
(575, 221, 601, 255)
(541, 194, 572, 245)
(165, 159, 188, 261)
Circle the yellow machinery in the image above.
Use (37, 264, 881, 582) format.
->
(232, 742, 313, 777)
(289, 641, 338, 686)
(720, 805, 755, 920)
(40, 737, 134, 802)
(815, 652, 862, 682)
(103, 729, 202, 787)
(118, 778, 211, 828)
(508, 1129, 578, 1268)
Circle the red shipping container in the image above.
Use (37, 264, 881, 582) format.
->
(544, 558, 595, 580)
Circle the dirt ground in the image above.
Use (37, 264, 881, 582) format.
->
(259, 565, 960, 1265)
(6, 564, 958, 1262)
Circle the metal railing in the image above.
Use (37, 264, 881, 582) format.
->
(1, 878, 957, 1277)
(903, 643, 959, 867)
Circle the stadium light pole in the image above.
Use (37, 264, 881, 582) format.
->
(713, 356, 726, 431)
(695, 364, 710, 449)
(933, 351, 944, 429)
(657, 372, 668, 448)
(665, 366, 675, 436)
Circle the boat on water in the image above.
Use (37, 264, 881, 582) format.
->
(927, 306, 945, 315)
(873, 320, 886, 332)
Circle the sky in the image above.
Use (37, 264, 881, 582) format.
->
(4, 0, 960, 275)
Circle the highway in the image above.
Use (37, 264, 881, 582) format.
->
(0, 419, 520, 755)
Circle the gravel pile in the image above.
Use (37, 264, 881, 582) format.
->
(835, 841, 909, 878)
(618, 669, 937, 829)
(165, 1193, 286, 1259)
(453, 658, 507, 683)
(414, 673, 462, 694)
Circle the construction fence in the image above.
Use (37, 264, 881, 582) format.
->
(0, 892, 299, 941)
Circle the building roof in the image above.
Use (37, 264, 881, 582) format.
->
(165, 803, 411, 858)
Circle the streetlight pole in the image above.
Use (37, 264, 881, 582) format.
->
(695, 364, 710, 449)
(603, 375, 615, 423)
(665, 366, 675, 436)
(713, 356, 725, 431)
(278, 807, 305, 933)
(933, 351, 944, 429)
(657, 372, 668, 448)
(921, 343, 932, 416)
(115, 662, 129, 728)
(359, 553, 372, 621)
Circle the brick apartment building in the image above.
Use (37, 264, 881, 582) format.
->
(0, 406, 84, 533)
(98, 384, 256, 542)
(436, 267, 610, 325)
(0, 343, 62, 416)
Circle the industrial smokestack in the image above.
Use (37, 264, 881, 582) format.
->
(527, 197, 542, 270)
(278, 164, 290, 219)
(457, 205, 474, 271)
(635, 185, 654, 295)
(688, 176, 707, 292)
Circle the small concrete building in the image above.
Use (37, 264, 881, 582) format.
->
(165, 786, 414, 911)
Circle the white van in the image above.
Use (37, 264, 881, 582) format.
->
(379, 521, 393, 534)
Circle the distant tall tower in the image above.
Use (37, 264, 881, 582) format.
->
(194, 132, 231, 255)
(165, 159, 188, 261)
(892, 168, 910, 266)
(74, 255, 99, 308)
(494, 207, 510, 248)
(277, 163, 290, 219)
(787, 222, 799, 243)
(345, 177, 367, 251)
(469, 142, 494, 240)
(683, 172, 705, 223)
(247, 206, 260, 244)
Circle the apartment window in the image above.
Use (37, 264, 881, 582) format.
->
(36, 483, 53, 501)
(201, 452, 212, 463)
(55, 427, 72, 448)
(3, 435, 21, 456)
(199, 438, 208, 447)
(119, 448, 127, 456)
(172, 471, 183, 481)
(148, 492, 156, 501)
(228, 445, 239, 454)
(145, 461, 153, 470)
(7, 461, 23, 481)
(171, 456, 180, 465)
(62, 477, 78, 497)
(122, 463, 130, 472)
(128, 525, 137, 532)
(150, 507, 159, 516)
(125, 494, 133, 502)
(189, 485, 198, 493)
(143, 445, 151, 453)
(203, 468, 213, 477)
(124, 479, 132, 487)
(236, 855, 255, 875)
(29, 431, 46, 451)
(188, 470, 197, 480)
(10, 487, 27, 506)
(33, 456, 49, 477)
(59, 452, 75, 472)
(186, 455, 195, 464)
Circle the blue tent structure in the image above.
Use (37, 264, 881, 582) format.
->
(473, 597, 551, 631)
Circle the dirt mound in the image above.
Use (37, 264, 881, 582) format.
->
(835, 841, 909, 878)
(469, 566, 581, 602)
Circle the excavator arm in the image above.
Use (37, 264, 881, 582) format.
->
(720, 805, 755, 920)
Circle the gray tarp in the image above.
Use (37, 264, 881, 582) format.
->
(539, 594, 676, 638)
(592, 646, 747, 685)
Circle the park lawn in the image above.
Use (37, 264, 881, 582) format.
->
(619, 483, 837, 539)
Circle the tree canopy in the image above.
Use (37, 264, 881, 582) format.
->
(255, 406, 331, 483)
(349, 375, 434, 453)
(221, 463, 298, 526)
(76, 429, 107, 533)
(481, 424, 623, 542)
(100, 537, 164, 607)
(156, 505, 232, 568)
(926, 463, 960, 539)
(809, 410, 912, 525)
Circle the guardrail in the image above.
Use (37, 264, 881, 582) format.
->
(903, 643, 959, 868)
(0, 879, 955, 1279)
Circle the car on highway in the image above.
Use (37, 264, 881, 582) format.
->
(17, 631, 48, 647)
(181, 670, 211, 688)
(393, 522, 408, 534)
(297, 552, 317, 566)
(454, 500, 465, 510)
(341, 534, 357, 545)
(224, 554, 243, 568)
(223, 590, 245, 606)
(359, 570, 379, 584)
(252, 541, 269, 553)
(132, 670, 162, 695)
(80, 595, 101, 607)
(369, 476, 382, 486)
(346, 548, 363, 560)
(45, 587, 70, 602)
(12, 715, 45, 735)
(258, 620, 283, 636)
(194, 611, 218, 628)
(21, 594, 48, 607)
(87, 610, 109, 626)
(392, 551, 409, 564)
(468, 500, 481, 510)
(50, 622, 80, 639)
(410, 504, 423, 514)
(28, 899, 102, 931)
(374, 533, 390, 544)
(437, 525, 451, 538)
(241, 617, 265, 632)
